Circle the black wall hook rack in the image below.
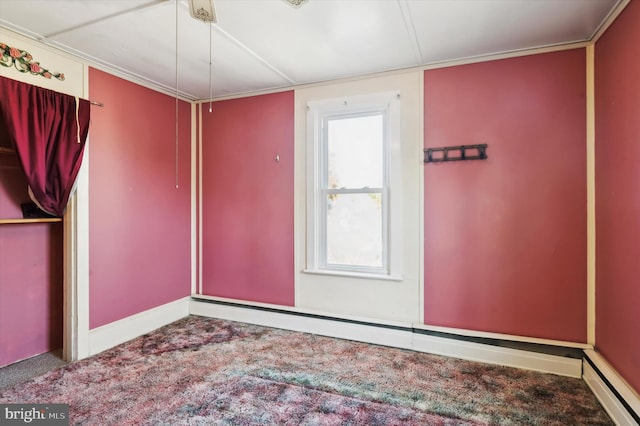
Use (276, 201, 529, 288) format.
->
(424, 144, 488, 164)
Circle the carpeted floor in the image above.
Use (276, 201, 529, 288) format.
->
(0, 350, 67, 392)
(0, 316, 612, 425)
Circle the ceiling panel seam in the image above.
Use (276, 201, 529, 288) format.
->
(213, 24, 296, 85)
(43, 0, 172, 39)
(0, 20, 44, 42)
(397, 0, 423, 65)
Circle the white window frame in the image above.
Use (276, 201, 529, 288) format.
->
(305, 91, 402, 279)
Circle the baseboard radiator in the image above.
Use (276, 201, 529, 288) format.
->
(582, 350, 639, 426)
(189, 296, 639, 426)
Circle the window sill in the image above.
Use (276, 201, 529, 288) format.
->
(303, 268, 403, 282)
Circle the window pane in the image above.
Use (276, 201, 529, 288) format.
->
(327, 114, 383, 189)
(326, 192, 382, 268)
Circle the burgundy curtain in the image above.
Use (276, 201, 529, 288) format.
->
(0, 75, 90, 217)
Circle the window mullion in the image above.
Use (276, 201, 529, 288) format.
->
(319, 117, 330, 268)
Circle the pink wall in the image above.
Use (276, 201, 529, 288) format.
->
(594, 0, 640, 394)
(200, 92, 294, 306)
(423, 50, 587, 342)
(0, 152, 62, 366)
(88, 68, 191, 329)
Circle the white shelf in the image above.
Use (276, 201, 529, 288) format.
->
(0, 218, 62, 224)
(0, 147, 16, 155)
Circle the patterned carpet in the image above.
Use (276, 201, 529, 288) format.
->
(0, 316, 612, 425)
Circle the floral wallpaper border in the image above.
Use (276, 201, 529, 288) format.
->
(1, 42, 65, 81)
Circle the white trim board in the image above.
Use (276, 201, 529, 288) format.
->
(192, 295, 588, 350)
(88, 297, 190, 356)
(414, 323, 591, 350)
(190, 298, 414, 351)
(189, 298, 582, 378)
(584, 350, 640, 426)
(586, 43, 597, 346)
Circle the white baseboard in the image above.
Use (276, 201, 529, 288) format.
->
(413, 323, 591, 349)
(88, 297, 190, 356)
(189, 298, 582, 378)
(411, 332, 582, 378)
(189, 297, 415, 350)
(583, 350, 640, 426)
(84, 296, 638, 424)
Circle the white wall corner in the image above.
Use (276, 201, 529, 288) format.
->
(88, 297, 191, 356)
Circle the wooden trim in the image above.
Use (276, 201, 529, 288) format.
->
(0, 147, 16, 154)
(586, 45, 596, 346)
(591, 0, 631, 44)
(197, 103, 203, 295)
(88, 297, 190, 356)
(0, 218, 62, 224)
(190, 102, 197, 296)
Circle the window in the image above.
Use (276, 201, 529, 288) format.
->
(306, 91, 401, 278)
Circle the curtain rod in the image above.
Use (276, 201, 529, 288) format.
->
(89, 100, 104, 107)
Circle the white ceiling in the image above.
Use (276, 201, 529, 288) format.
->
(0, 0, 624, 100)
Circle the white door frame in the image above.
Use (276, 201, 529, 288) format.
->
(62, 138, 90, 361)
